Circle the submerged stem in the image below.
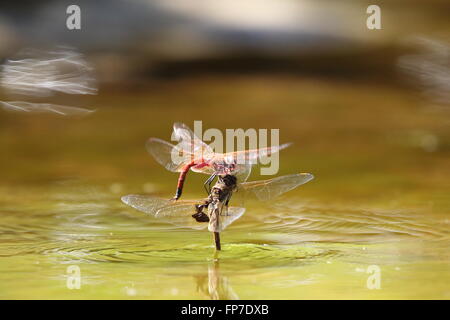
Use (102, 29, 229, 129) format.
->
(214, 232, 221, 251)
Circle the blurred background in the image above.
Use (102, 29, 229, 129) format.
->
(0, 0, 449, 299)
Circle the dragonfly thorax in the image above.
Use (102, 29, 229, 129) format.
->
(220, 174, 237, 187)
(213, 161, 237, 175)
(209, 175, 237, 203)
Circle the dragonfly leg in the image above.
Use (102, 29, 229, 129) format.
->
(203, 173, 217, 195)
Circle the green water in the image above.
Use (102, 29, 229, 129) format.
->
(0, 77, 449, 299)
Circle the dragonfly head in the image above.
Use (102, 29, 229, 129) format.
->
(225, 163, 236, 174)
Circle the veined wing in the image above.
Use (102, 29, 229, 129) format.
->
(208, 201, 246, 233)
(191, 162, 252, 182)
(221, 143, 292, 165)
(146, 137, 250, 178)
(146, 137, 194, 172)
(234, 164, 252, 182)
(218, 207, 245, 231)
(236, 173, 314, 201)
(121, 194, 207, 230)
(172, 122, 214, 157)
(191, 142, 292, 179)
(121, 195, 245, 231)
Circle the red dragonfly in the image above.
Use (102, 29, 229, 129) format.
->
(121, 173, 314, 250)
(146, 123, 291, 200)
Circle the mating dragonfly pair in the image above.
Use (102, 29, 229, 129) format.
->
(121, 123, 314, 250)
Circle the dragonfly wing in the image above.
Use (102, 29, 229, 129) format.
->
(191, 156, 252, 179)
(223, 142, 292, 165)
(146, 137, 192, 172)
(190, 163, 252, 181)
(219, 207, 246, 232)
(234, 164, 252, 182)
(207, 202, 245, 232)
(237, 173, 314, 201)
(191, 164, 216, 175)
(121, 195, 208, 230)
(173, 122, 213, 157)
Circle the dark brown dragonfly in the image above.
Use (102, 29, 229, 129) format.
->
(146, 123, 291, 200)
(121, 173, 313, 250)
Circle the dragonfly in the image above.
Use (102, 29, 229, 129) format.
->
(146, 122, 291, 200)
(121, 172, 314, 250)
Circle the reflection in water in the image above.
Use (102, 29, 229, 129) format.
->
(195, 257, 239, 300)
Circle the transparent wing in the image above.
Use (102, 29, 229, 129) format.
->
(235, 164, 252, 182)
(190, 162, 252, 182)
(172, 122, 214, 157)
(190, 164, 216, 175)
(208, 201, 246, 233)
(121, 194, 207, 230)
(236, 173, 314, 201)
(146, 136, 246, 178)
(219, 207, 245, 231)
(121, 195, 245, 231)
(145, 137, 193, 172)
(221, 142, 292, 165)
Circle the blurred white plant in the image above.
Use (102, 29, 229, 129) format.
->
(0, 101, 95, 116)
(0, 47, 97, 115)
(398, 36, 450, 108)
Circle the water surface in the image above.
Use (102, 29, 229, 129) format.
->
(0, 77, 449, 299)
